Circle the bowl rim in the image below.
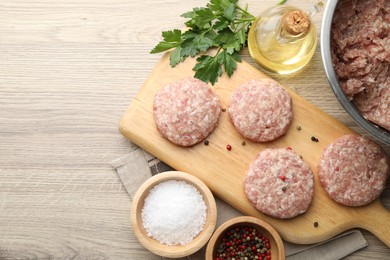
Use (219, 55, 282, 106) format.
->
(205, 216, 286, 260)
(320, 0, 390, 146)
(130, 171, 217, 258)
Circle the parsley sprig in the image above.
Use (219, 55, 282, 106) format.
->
(150, 0, 255, 85)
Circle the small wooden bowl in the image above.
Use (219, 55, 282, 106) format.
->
(130, 171, 217, 258)
(206, 216, 285, 260)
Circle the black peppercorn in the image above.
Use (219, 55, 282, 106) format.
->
(311, 136, 319, 142)
(214, 226, 271, 260)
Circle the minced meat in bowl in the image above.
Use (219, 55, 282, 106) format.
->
(321, 0, 390, 145)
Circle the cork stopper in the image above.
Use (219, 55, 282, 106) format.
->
(283, 10, 310, 36)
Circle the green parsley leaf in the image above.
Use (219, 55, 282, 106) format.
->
(221, 51, 241, 77)
(170, 46, 182, 67)
(150, 0, 255, 84)
(193, 55, 223, 85)
(150, 29, 182, 54)
(213, 19, 229, 31)
(193, 8, 215, 29)
(223, 3, 236, 21)
(193, 50, 241, 84)
(181, 40, 199, 58)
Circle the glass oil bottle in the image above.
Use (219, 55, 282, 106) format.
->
(248, 4, 320, 74)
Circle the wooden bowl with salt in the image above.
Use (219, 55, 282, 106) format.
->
(130, 171, 217, 258)
(206, 216, 285, 260)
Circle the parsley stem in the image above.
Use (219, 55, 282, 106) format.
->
(234, 18, 255, 23)
(235, 4, 255, 19)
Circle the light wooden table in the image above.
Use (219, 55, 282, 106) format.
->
(0, 0, 389, 259)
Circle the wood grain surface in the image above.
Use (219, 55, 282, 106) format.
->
(0, 0, 389, 259)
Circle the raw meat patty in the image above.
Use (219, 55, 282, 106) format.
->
(229, 79, 293, 142)
(331, 0, 390, 130)
(153, 77, 221, 146)
(318, 134, 389, 207)
(244, 148, 314, 219)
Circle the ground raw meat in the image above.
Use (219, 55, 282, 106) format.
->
(228, 79, 293, 142)
(331, 0, 390, 131)
(244, 148, 314, 219)
(354, 79, 390, 130)
(318, 134, 389, 207)
(153, 77, 221, 146)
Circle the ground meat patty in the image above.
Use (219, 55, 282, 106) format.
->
(228, 79, 293, 142)
(331, 0, 390, 131)
(244, 148, 314, 219)
(153, 77, 221, 146)
(318, 134, 389, 207)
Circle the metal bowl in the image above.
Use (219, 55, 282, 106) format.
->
(320, 0, 390, 146)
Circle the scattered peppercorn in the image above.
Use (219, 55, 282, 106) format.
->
(296, 125, 302, 131)
(241, 140, 246, 146)
(314, 222, 319, 228)
(279, 175, 286, 181)
(204, 140, 209, 145)
(287, 147, 292, 150)
(299, 155, 303, 159)
(311, 136, 319, 142)
(222, 108, 226, 112)
(282, 187, 287, 192)
(226, 144, 232, 151)
(214, 226, 271, 260)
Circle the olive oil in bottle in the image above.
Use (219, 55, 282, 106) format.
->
(248, 5, 318, 74)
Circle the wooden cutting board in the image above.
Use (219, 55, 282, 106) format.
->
(119, 53, 390, 246)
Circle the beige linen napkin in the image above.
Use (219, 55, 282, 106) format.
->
(112, 147, 367, 259)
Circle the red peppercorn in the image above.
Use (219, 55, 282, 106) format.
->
(266, 243, 271, 249)
(267, 255, 271, 260)
(214, 226, 271, 259)
(279, 175, 286, 181)
(287, 147, 292, 150)
(226, 144, 232, 151)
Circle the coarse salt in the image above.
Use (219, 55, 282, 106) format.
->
(141, 180, 207, 246)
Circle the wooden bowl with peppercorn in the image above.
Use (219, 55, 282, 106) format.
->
(206, 216, 285, 260)
(130, 171, 217, 258)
